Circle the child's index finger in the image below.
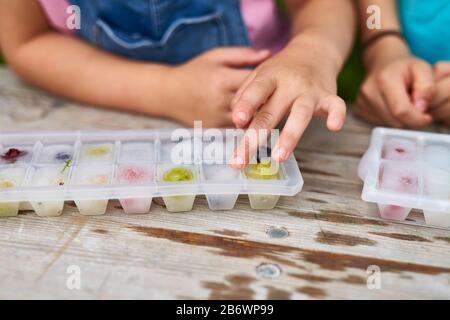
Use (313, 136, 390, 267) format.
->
(232, 75, 277, 128)
(230, 126, 270, 169)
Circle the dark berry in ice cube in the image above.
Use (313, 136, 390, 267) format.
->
(1, 148, 27, 163)
(55, 152, 71, 161)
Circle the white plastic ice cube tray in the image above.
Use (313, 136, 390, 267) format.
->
(0, 129, 303, 216)
(358, 127, 450, 227)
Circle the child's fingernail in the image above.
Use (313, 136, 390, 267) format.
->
(328, 116, 343, 130)
(258, 49, 271, 56)
(414, 99, 427, 112)
(272, 146, 287, 161)
(232, 153, 244, 165)
(235, 111, 247, 123)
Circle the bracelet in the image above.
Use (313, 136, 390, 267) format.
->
(362, 30, 405, 51)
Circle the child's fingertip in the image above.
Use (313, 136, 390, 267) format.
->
(231, 153, 244, 167)
(258, 49, 271, 56)
(414, 99, 428, 112)
(232, 111, 248, 128)
(235, 111, 247, 123)
(327, 116, 344, 131)
(272, 146, 287, 162)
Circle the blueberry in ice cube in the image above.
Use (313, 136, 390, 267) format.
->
(55, 152, 71, 161)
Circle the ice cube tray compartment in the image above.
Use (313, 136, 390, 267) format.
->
(0, 129, 304, 216)
(359, 127, 450, 227)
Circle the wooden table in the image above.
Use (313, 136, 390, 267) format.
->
(1, 67, 449, 300)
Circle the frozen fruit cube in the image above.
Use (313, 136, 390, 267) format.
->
(383, 138, 418, 161)
(379, 162, 419, 194)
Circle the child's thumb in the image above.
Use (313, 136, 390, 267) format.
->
(209, 47, 271, 67)
(410, 60, 436, 112)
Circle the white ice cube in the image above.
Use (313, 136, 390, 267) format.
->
(203, 165, 240, 181)
(424, 145, 450, 170)
(37, 144, 74, 164)
(379, 162, 419, 195)
(383, 137, 418, 161)
(203, 165, 240, 210)
(73, 166, 112, 216)
(0, 167, 26, 217)
(30, 166, 68, 217)
(202, 140, 236, 164)
(119, 142, 154, 163)
(160, 138, 201, 164)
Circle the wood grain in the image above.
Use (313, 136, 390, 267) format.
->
(0, 68, 449, 299)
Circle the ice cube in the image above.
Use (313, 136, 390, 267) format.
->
(206, 194, 239, 211)
(79, 143, 114, 163)
(377, 204, 411, 221)
(160, 138, 200, 164)
(245, 160, 281, 209)
(382, 138, 418, 161)
(73, 165, 112, 216)
(423, 210, 450, 228)
(37, 144, 74, 164)
(376, 162, 419, 220)
(0, 146, 34, 164)
(424, 145, 450, 170)
(30, 166, 68, 217)
(162, 195, 196, 212)
(424, 167, 450, 199)
(0, 167, 26, 217)
(202, 139, 235, 164)
(203, 165, 239, 181)
(203, 165, 240, 210)
(119, 142, 154, 163)
(379, 162, 419, 195)
(248, 194, 280, 210)
(117, 164, 153, 214)
(157, 164, 197, 212)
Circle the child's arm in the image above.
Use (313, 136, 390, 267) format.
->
(0, 0, 269, 127)
(230, 0, 356, 167)
(353, 0, 433, 128)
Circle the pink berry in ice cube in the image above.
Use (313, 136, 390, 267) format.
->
(383, 138, 417, 161)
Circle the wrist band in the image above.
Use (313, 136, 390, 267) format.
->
(362, 30, 405, 51)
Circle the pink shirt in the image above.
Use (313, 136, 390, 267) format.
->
(38, 0, 289, 53)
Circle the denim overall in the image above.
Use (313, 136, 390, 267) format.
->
(398, 0, 450, 63)
(69, 0, 250, 64)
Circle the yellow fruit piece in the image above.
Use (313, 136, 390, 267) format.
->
(86, 146, 111, 157)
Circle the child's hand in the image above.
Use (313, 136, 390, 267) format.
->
(354, 56, 434, 128)
(167, 48, 271, 127)
(429, 62, 450, 125)
(230, 45, 346, 168)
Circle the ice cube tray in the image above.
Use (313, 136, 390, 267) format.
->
(358, 127, 450, 227)
(0, 129, 303, 217)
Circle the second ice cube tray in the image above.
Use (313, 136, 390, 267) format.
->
(0, 129, 303, 217)
(358, 127, 450, 228)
